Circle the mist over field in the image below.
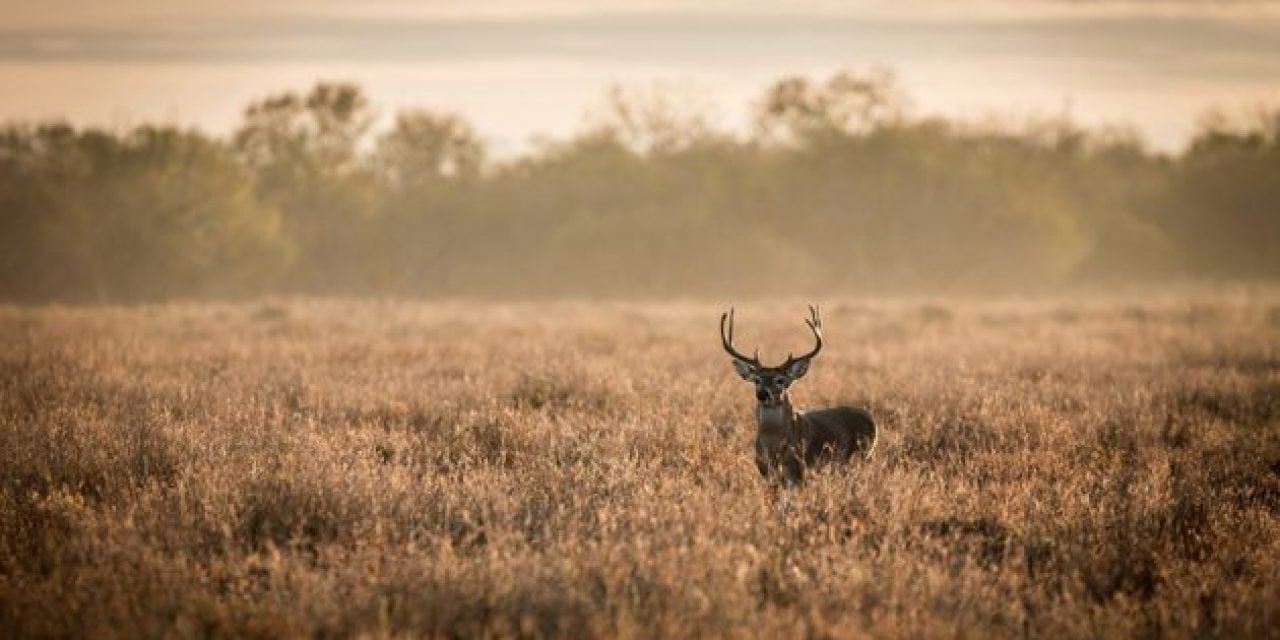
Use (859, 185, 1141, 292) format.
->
(1, 70, 1278, 303)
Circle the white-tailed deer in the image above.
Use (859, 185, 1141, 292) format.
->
(721, 305, 876, 487)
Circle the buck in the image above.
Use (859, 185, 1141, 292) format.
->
(721, 306, 876, 487)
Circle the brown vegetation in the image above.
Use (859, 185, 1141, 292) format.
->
(2, 294, 1279, 637)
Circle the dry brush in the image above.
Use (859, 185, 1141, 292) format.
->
(1, 295, 1278, 638)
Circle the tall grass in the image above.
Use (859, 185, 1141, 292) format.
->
(1, 295, 1278, 637)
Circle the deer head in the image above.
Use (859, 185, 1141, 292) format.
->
(720, 305, 823, 408)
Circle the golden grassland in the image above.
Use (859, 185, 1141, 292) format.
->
(2, 295, 1279, 638)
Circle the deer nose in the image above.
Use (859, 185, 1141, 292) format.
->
(756, 389, 769, 402)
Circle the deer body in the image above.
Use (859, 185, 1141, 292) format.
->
(754, 400, 877, 486)
(723, 306, 877, 487)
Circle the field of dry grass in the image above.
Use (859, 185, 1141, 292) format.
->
(2, 294, 1279, 638)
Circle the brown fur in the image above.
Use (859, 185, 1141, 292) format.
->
(752, 388, 877, 487)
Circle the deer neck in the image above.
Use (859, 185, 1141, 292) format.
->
(757, 393, 798, 444)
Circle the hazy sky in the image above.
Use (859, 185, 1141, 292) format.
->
(2, 1, 1278, 152)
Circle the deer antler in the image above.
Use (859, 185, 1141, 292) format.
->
(720, 308, 761, 366)
(783, 304, 823, 366)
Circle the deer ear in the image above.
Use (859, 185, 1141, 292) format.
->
(784, 358, 811, 380)
(731, 359, 756, 380)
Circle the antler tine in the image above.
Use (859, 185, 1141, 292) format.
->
(789, 304, 824, 363)
(806, 304, 822, 332)
(720, 307, 760, 365)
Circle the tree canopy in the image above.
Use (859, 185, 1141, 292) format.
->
(1, 72, 1276, 302)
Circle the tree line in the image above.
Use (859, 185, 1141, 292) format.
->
(1, 71, 1277, 302)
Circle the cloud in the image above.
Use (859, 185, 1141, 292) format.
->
(1, 10, 1277, 72)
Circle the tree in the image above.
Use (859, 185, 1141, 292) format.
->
(233, 82, 379, 292)
(753, 68, 908, 145)
(582, 84, 721, 156)
(0, 124, 289, 301)
(373, 110, 485, 193)
(364, 110, 488, 294)
(1166, 106, 1280, 278)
